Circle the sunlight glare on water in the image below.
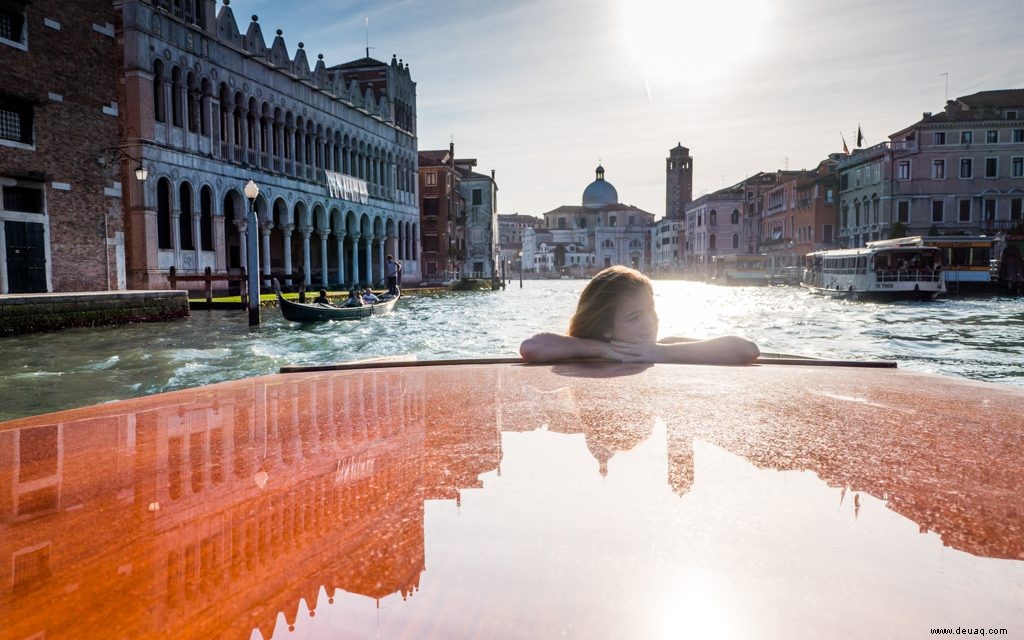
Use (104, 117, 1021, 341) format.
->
(0, 280, 1022, 420)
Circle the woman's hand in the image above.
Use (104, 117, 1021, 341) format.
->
(609, 341, 659, 362)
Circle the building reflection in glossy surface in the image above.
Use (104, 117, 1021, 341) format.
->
(0, 362, 1021, 639)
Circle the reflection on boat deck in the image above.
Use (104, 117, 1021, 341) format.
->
(0, 362, 1021, 638)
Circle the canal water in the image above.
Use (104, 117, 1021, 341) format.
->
(1, 280, 1022, 421)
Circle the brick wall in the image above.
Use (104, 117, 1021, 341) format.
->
(0, 0, 122, 293)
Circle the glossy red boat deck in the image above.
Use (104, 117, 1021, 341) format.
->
(1, 362, 1022, 639)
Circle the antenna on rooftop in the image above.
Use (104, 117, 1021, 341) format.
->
(363, 16, 373, 59)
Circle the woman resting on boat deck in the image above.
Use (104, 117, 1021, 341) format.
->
(519, 266, 760, 365)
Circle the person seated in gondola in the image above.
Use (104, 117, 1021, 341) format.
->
(343, 289, 363, 307)
(362, 287, 380, 304)
(313, 288, 332, 306)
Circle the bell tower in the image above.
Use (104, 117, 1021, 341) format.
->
(666, 143, 693, 219)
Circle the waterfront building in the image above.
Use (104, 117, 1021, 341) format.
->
(418, 145, 463, 283)
(453, 158, 498, 279)
(651, 218, 685, 274)
(0, 0, 123, 294)
(758, 160, 838, 268)
(521, 165, 654, 275)
(684, 185, 745, 275)
(837, 89, 1024, 246)
(497, 213, 542, 279)
(117, 0, 419, 291)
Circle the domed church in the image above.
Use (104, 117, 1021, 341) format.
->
(521, 165, 654, 275)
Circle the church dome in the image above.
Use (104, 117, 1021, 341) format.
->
(582, 165, 619, 208)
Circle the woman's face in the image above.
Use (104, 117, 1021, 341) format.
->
(605, 288, 658, 343)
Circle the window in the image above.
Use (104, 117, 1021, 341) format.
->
(986, 130, 998, 144)
(897, 201, 910, 223)
(932, 200, 944, 223)
(0, 1, 27, 48)
(825, 188, 834, 204)
(1014, 130, 1024, 143)
(1011, 198, 1022, 221)
(960, 158, 973, 179)
(423, 197, 438, 216)
(958, 199, 971, 223)
(472, 188, 482, 206)
(932, 159, 945, 179)
(823, 224, 833, 243)
(731, 209, 739, 224)
(897, 160, 910, 180)
(3, 185, 43, 212)
(961, 131, 973, 144)
(985, 157, 998, 178)
(984, 199, 996, 221)
(709, 234, 716, 250)
(1008, 110, 1019, 120)
(933, 132, 946, 145)
(1013, 157, 1023, 178)
(0, 96, 33, 146)
(732, 233, 739, 249)
(609, 216, 616, 227)
(425, 172, 437, 186)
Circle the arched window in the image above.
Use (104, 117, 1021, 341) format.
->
(731, 209, 739, 225)
(732, 233, 739, 249)
(170, 67, 183, 128)
(153, 60, 166, 123)
(200, 186, 213, 250)
(157, 178, 172, 249)
(179, 182, 194, 250)
(709, 234, 717, 250)
(709, 210, 717, 226)
(609, 216, 617, 227)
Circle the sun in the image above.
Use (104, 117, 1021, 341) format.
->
(619, 0, 771, 94)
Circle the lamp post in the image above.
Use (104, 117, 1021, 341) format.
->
(518, 251, 523, 289)
(243, 179, 260, 326)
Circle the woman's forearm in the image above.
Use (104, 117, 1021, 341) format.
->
(519, 333, 612, 362)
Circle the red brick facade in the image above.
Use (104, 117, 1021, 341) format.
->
(0, 0, 122, 293)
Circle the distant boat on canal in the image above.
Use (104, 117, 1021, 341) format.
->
(802, 240, 946, 301)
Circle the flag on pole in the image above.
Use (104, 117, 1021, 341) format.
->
(856, 125, 864, 148)
(841, 133, 850, 155)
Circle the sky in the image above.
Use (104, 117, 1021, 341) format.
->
(230, 0, 1024, 219)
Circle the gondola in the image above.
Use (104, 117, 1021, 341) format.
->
(273, 278, 400, 322)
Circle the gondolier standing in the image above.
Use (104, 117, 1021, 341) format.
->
(386, 255, 402, 295)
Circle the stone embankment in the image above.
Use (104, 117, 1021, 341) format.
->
(0, 291, 189, 337)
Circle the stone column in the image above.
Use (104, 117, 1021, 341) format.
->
(350, 234, 361, 286)
(192, 212, 202, 269)
(318, 229, 329, 287)
(282, 224, 294, 285)
(171, 209, 182, 268)
(336, 232, 346, 287)
(236, 219, 249, 271)
(377, 235, 386, 283)
(261, 223, 273, 287)
(285, 125, 295, 175)
(363, 236, 373, 286)
(300, 226, 313, 286)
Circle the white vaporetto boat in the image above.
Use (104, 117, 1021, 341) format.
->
(802, 240, 946, 300)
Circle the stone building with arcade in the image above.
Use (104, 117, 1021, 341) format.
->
(119, 0, 420, 291)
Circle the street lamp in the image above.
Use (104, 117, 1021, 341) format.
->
(243, 179, 260, 326)
(518, 251, 523, 289)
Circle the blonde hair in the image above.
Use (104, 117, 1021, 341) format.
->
(568, 266, 652, 340)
